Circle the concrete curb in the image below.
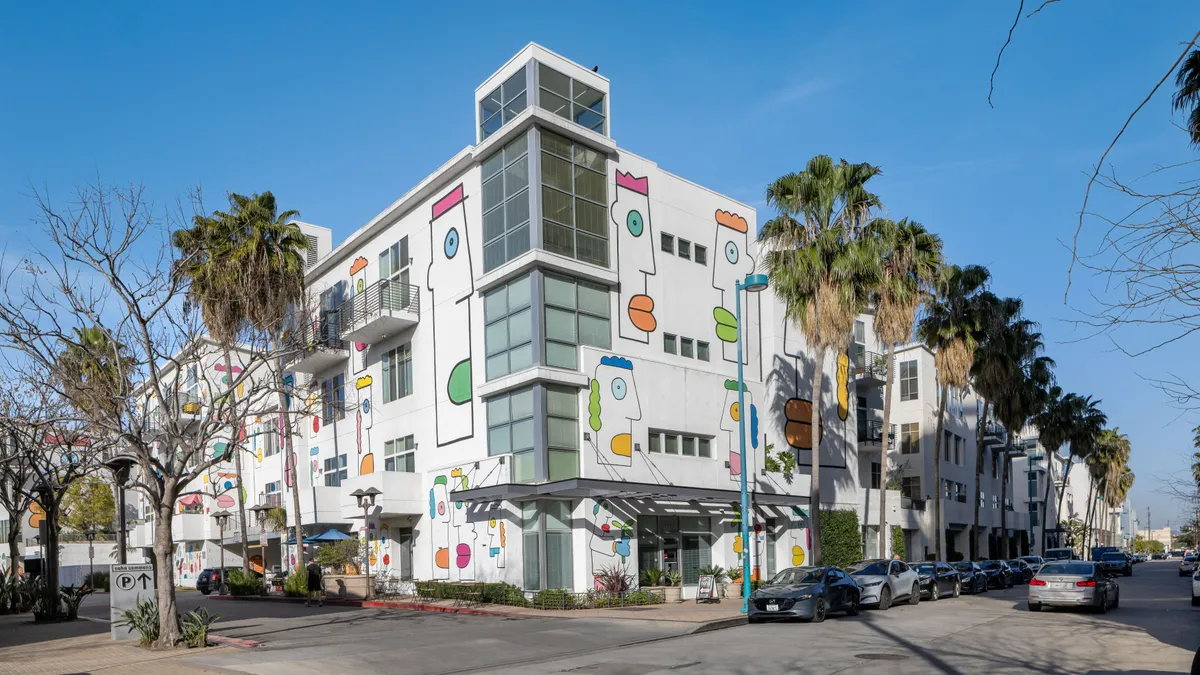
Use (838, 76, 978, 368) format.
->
(209, 634, 263, 649)
(361, 600, 528, 619)
(687, 615, 748, 634)
(209, 595, 364, 607)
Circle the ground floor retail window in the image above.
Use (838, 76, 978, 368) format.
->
(523, 500, 574, 590)
(638, 515, 711, 584)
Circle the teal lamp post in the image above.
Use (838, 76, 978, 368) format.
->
(735, 272, 768, 612)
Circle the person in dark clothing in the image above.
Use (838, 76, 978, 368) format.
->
(305, 559, 323, 607)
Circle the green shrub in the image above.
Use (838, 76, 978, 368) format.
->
(477, 582, 525, 605)
(60, 585, 93, 619)
(593, 589, 664, 607)
(314, 539, 362, 573)
(84, 571, 110, 593)
(819, 509, 862, 569)
(225, 569, 264, 596)
(283, 572, 308, 598)
(891, 526, 905, 561)
(116, 598, 160, 647)
(180, 607, 219, 648)
(697, 565, 727, 584)
(531, 588, 578, 609)
(639, 567, 664, 587)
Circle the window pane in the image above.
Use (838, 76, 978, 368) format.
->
(483, 239, 506, 274)
(482, 152, 504, 181)
(546, 386, 577, 418)
(577, 282, 609, 317)
(573, 145, 605, 172)
(510, 387, 535, 419)
(543, 221, 575, 257)
(682, 437, 696, 456)
(541, 152, 572, 192)
(484, 288, 508, 322)
(542, 186, 573, 225)
(661, 233, 674, 253)
(578, 314, 610, 349)
(546, 341, 577, 370)
(664, 334, 677, 354)
(698, 438, 711, 458)
(504, 156, 529, 197)
(488, 425, 511, 454)
(505, 188, 530, 226)
(678, 240, 691, 259)
(483, 203, 506, 243)
(697, 342, 709, 361)
(665, 435, 679, 454)
(681, 338, 694, 358)
(507, 223, 531, 260)
(487, 394, 510, 425)
(574, 166, 606, 203)
(539, 65, 570, 98)
(648, 433, 661, 453)
(545, 307, 577, 343)
(508, 308, 532, 346)
(573, 83, 604, 113)
(523, 532, 540, 590)
(481, 113, 502, 139)
(573, 107, 605, 133)
(481, 87, 502, 118)
(511, 418, 535, 452)
(575, 231, 608, 266)
(548, 417, 578, 449)
(502, 70, 526, 101)
(485, 320, 509, 356)
(509, 342, 533, 372)
(548, 449, 579, 481)
(544, 275, 576, 309)
(545, 501, 572, 530)
(486, 353, 508, 380)
(575, 198, 607, 236)
(695, 245, 707, 265)
(546, 531, 573, 589)
(505, 132, 529, 161)
(508, 275, 532, 309)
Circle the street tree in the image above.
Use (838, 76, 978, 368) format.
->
(0, 429, 36, 588)
(759, 155, 884, 564)
(61, 477, 116, 534)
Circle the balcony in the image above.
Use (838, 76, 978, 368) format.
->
(853, 349, 887, 387)
(339, 279, 420, 344)
(857, 420, 895, 450)
(283, 317, 348, 374)
(172, 512, 208, 541)
(339, 471, 426, 520)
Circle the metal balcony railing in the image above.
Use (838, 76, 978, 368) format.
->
(857, 420, 896, 449)
(853, 349, 888, 379)
(283, 315, 346, 365)
(340, 278, 420, 327)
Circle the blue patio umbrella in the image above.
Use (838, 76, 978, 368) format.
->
(283, 529, 352, 545)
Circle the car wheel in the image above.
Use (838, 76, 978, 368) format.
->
(810, 598, 827, 623)
(1096, 592, 1109, 614)
(748, 617, 762, 624)
(846, 594, 861, 616)
(929, 583, 940, 601)
(199, 589, 210, 596)
(1112, 588, 1119, 609)
(1028, 602, 1042, 612)
(953, 580, 961, 598)
(878, 587, 891, 611)
(909, 583, 920, 605)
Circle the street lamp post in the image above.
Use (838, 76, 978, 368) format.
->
(83, 528, 96, 587)
(104, 455, 137, 565)
(734, 272, 768, 614)
(212, 510, 231, 594)
(349, 487, 382, 600)
(249, 503, 271, 595)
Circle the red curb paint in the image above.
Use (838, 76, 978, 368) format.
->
(209, 634, 262, 649)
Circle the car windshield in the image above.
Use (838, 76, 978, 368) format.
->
(766, 567, 826, 586)
(1185, 556, 1197, 562)
(1102, 553, 1127, 561)
(847, 560, 890, 576)
(952, 562, 974, 571)
(979, 561, 1002, 570)
(1020, 557, 1041, 564)
(1040, 563, 1094, 576)
(1006, 561, 1022, 567)
(914, 563, 936, 574)
(1044, 550, 1072, 560)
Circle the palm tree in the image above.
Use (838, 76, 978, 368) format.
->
(1084, 429, 1129, 549)
(1174, 49, 1200, 147)
(866, 218, 942, 557)
(917, 264, 991, 560)
(760, 155, 884, 564)
(1054, 395, 1106, 549)
(1033, 390, 1104, 553)
(57, 325, 131, 420)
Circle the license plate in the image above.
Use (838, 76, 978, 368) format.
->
(1049, 582, 1072, 590)
(766, 602, 779, 612)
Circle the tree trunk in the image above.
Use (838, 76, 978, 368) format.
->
(810, 345, 826, 566)
(223, 351, 251, 576)
(877, 346, 895, 559)
(1082, 477, 1095, 556)
(153, 503, 181, 648)
(932, 384, 948, 561)
(6, 523, 20, 612)
(276, 352, 304, 573)
(1040, 454, 1056, 554)
(973, 400, 989, 561)
(1056, 459, 1074, 531)
(1000, 433, 1011, 559)
(42, 498, 61, 618)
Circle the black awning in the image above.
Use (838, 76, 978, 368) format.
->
(450, 477, 809, 507)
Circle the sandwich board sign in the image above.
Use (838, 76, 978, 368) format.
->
(697, 574, 717, 602)
(111, 563, 155, 640)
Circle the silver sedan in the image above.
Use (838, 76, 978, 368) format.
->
(846, 559, 921, 610)
(1028, 561, 1119, 613)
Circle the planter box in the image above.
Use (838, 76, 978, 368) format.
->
(724, 582, 742, 599)
(325, 574, 368, 600)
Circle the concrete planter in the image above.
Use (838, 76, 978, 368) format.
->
(724, 582, 742, 599)
(664, 585, 682, 603)
(325, 574, 368, 600)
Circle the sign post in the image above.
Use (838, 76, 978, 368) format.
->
(110, 563, 155, 640)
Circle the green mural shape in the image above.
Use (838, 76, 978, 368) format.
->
(210, 442, 228, 459)
(713, 307, 738, 343)
(587, 380, 602, 432)
(447, 358, 472, 404)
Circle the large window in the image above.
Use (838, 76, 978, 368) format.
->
(540, 131, 608, 266)
(484, 275, 533, 380)
(899, 360, 918, 401)
(871, 462, 881, 490)
(901, 475, 922, 501)
(379, 236, 411, 310)
(544, 274, 611, 369)
(486, 387, 535, 483)
(523, 500, 574, 590)
(546, 385, 579, 481)
(638, 516, 711, 585)
(323, 454, 348, 487)
(480, 69, 527, 140)
(537, 64, 606, 134)
(384, 435, 415, 473)
(381, 343, 413, 403)
(322, 375, 345, 424)
(262, 428, 279, 458)
(900, 422, 920, 454)
(482, 134, 531, 272)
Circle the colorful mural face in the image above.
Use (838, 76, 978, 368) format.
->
(588, 356, 641, 467)
(356, 375, 374, 474)
(350, 255, 371, 375)
(588, 500, 632, 587)
(712, 210, 755, 364)
(428, 458, 507, 581)
(611, 171, 657, 343)
(789, 507, 810, 566)
(427, 184, 474, 447)
(721, 379, 759, 482)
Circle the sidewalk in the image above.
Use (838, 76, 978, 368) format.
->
(0, 614, 236, 675)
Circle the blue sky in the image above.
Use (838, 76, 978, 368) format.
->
(3, 1, 1199, 528)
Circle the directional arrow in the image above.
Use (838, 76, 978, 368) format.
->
(116, 574, 135, 591)
(136, 573, 152, 590)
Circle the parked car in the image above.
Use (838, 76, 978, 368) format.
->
(1179, 555, 1198, 576)
(748, 566, 861, 623)
(911, 561, 961, 600)
(1091, 546, 1119, 562)
(1098, 551, 1133, 577)
(1192, 570, 1200, 607)
(196, 568, 229, 595)
(977, 561, 1015, 589)
(1019, 556, 1045, 574)
(1006, 559, 1034, 583)
(1028, 561, 1119, 613)
(1044, 547, 1076, 562)
(952, 561, 989, 594)
(847, 559, 921, 610)
(1151, 553, 1167, 560)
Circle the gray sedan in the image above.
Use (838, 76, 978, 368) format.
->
(1028, 561, 1119, 613)
(847, 559, 921, 610)
(748, 566, 861, 623)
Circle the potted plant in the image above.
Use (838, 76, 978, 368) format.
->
(639, 566, 665, 601)
(725, 566, 744, 599)
(664, 571, 682, 603)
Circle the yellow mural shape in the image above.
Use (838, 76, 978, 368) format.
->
(27, 502, 44, 529)
(611, 433, 632, 457)
(836, 351, 849, 421)
(729, 401, 741, 423)
(792, 545, 805, 566)
(360, 454, 375, 475)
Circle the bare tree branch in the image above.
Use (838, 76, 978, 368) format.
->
(989, 0, 1026, 109)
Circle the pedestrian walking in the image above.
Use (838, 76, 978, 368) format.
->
(305, 558, 324, 607)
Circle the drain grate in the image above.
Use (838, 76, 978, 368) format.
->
(854, 653, 910, 661)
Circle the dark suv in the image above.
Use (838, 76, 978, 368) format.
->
(196, 567, 260, 595)
(1098, 552, 1133, 577)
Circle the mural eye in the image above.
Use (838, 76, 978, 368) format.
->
(611, 377, 628, 400)
(362, 399, 371, 414)
(626, 210, 644, 237)
(444, 228, 460, 259)
(725, 241, 739, 264)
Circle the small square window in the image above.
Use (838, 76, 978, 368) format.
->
(648, 433, 661, 453)
(680, 337, 694, 358)
(664, 434, 679, 454)
(697, 341, 709, 361)
(678, 239, 691, 260)
(664, 333, 677, 355)
(682, 436, 696, 456)
(660, 233, 675, 254)
(694, 245, 707, 265)
(698, 438, 711, 458)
